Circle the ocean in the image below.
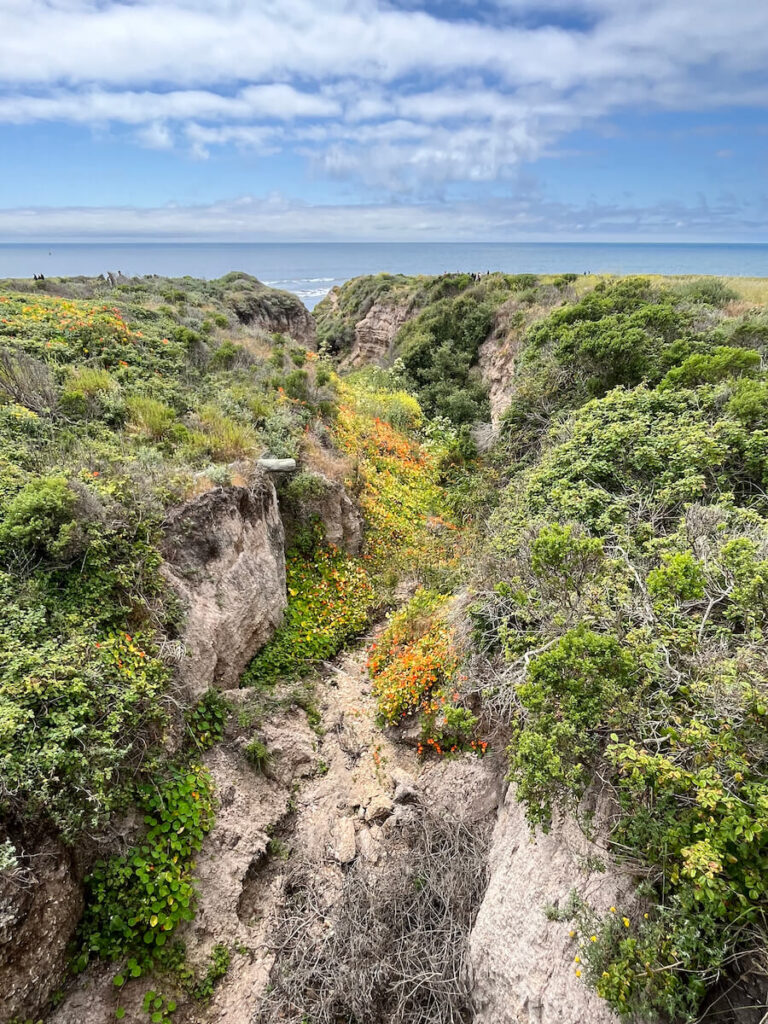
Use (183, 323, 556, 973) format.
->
(1, 242, 767, 310)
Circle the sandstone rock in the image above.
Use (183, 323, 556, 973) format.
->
(365, 795, 394, 822)
(161, 477, 286, 697)
(421, 755, 503, 824)
(0, 836, 82, 1022)
(342, 301, 412, 369)
(333, 818, 357, 864)
(225, 283, 316, 347)
(478, 291, 565, 424)
(280, 471, 364, 556)
(356, 828, 381, 864)
(469, 788, 635, 1024)
(257, 457, 297, 473)
(310, 475, 364, 555)
(389, 768, 416, 789)
(260, 712, 317, 785)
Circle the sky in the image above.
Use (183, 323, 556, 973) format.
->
(0, 0, 767, 242)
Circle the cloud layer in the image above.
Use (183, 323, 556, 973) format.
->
(1, 0, 767, 237)
(0, 190, 763, 242)
(2, 0, 768, 182)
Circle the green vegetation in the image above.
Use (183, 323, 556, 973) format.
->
(0, 274, 330, 834)
(244, 541, 374, 685)
(77, 765, 215, 965)
(4, 267, 768, 1024)
(315, 271, 565, 425)
(0, 273, 335, 1011)
(469, 277, 768, 1020)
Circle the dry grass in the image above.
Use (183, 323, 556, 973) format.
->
(235, 327, 274, 361)
(536, 272, 768, 308)
(0, 347, 59, 415)
(301, 432, 355, 484)
(256, 810, 491, 1024)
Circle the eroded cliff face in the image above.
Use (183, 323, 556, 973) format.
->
(160, 475, 287, 697)
(280, 470, 364, 556)
(341, 300, 413, 368)
(225, 288, 317, 348)
(0, 835, 83, 1023)
(469, 788, 635, 1024)
(477, 288, 571, 423)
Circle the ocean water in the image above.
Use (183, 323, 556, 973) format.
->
(1, 242, 767, 310)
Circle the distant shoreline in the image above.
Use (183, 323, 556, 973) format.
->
(1, 241, 767, 310)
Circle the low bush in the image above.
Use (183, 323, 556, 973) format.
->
(126, 396, 176, 440)
(0, 474, 79, 562)
(244, 544, 374, 685)
(76, 765, 215, 966)
(60, 366, 116, 418)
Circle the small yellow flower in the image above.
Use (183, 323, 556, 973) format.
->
(622, 917, 630, 928)
(602, 971, 610, 978)
(574, 956, 580, 963)
(643, 913, 649, 919)
(609, 906, 616, 913)
(590, 935, 597, 942)
(569, 930, 576, 937)
(575, 969, 582, 977)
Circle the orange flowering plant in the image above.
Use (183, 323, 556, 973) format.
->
(245, 542, 374, 685)
(367, 589, 481, 755)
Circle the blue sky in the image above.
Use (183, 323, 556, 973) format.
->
(0, 0, 767, 241)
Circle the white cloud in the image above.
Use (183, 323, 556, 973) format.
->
(0, 85, 340, 125)
(0, 191, 762, 242)
(136, 121, 173, 149)
(0, 0, 767, 194)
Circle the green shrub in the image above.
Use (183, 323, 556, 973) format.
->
(284, 368, 309, 401)
(673, 277, 737, 306)
(77, 765, 215, 965)
(726, 377, 768, 427)
(209, 340, 247, 370)
(508, 627, 638, 828)
(126, 396, 175, 440)
(659, 346, 760, 389)
(60, 367, 116, 418)
(396, 293, 493, 423)
(0, 475, 79, 561)
(243, 737, 271, 772)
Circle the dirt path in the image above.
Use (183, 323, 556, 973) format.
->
(50, 642, 424, 1024)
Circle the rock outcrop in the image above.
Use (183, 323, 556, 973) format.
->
(478, 290, 566, 423)
(222, 278, 316, 347)
(161, 476, 286, 697)
(342, 300, 412, 368)
(477, 298, 528, 423)
(0, 835, 83, 1022)
(280, 471, 364, 555)
(469, 787, 636, 1024)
